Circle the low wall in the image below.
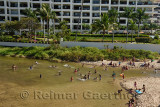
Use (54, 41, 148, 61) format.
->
(0, 42, 50, 47)
(60, 41, 160, 53)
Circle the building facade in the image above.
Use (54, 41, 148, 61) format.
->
(0, 0, 159, 33)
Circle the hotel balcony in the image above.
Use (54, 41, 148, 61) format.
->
(83, 13, 90, 17)
(0, 1, 4, 6)
(63, 0, 70, 2)
(54, 0, 61, 2)
(102, 0, 109, 4)
(82, 19, 90, 23)
(74, 0, 81, 3)
(0, 9, 5, 14)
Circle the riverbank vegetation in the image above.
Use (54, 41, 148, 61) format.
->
(0, 46, 158, 62)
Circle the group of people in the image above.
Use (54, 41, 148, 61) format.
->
(129, 61, 135, 66)
(134, 81, 145, 93)
(126, 82, 146, 107)
(71, 68, 102, 82)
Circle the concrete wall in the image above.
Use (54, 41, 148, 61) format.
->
(0, 42, 50, 47)
(60, 41, 160, 53)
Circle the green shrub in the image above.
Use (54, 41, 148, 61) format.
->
(154, 34, 159, 40)
(0, 45, 158, 62)
(135, 37, 152, 43)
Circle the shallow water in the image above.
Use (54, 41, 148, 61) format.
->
(0, 56, 157, 107)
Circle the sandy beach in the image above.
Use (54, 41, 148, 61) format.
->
(81, 60, 160, 69)
(122, 77, 160, 107)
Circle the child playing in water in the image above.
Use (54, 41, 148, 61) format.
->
(71, 76, 73, 82)
(35, 61, 38, 64)
(99, 74, 102, 81)
(12, 64, 17, 71)
(112, 71, 116, 81)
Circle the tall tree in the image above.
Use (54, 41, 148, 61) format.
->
(108, 9, 118, 43)
(24, 8, 38, 41)
(149, 23, 158, 34)
(24, 8, 37, 19)
(122, 7, 134, 43)
(92, 13, 109, 42)
(82, 23, 91, 33)
(135, 8, 149, 37)
(2, 20, 19, 36)
(143, 22, 149, 31)
(129, 19, 137, 43)
(57, 20, 71, 39)
(42, 4, 51, 43)
(50, 11, 57, 34)
(36, 7, 46, 41)
(19, 17, 41, 41)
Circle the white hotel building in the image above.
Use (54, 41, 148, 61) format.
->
(0, 0, 159, 33)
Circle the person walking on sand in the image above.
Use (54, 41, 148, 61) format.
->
(134, 81, 137, 89)
(142, 84, 145, 93)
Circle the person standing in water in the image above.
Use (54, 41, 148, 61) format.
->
(95, 69, 97, 74)
(35, 61, 38, 64)
(154, 69, 157, 74)
(122, 73, 125, 80)
(71, 76, 73, 82)
(112, 71, 116, 81)
(40, 74, 42, 78)
(12, 64, 17, 71)
(99, 74, 102, 81)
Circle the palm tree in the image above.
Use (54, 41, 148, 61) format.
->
(92, 13, 109, 42)
(24, 8, 37, 19)
(129, 19, 137, 43)
(42, 4, 51, 43)
(108, 9, 118, 43)
(24, 8, 38, 41)
(122, 7, 134, 43)
(135, 8, 149, 37)
(37, 4, 52, 42)
(50, 11, 57, 34)
(143, 22, 149, 32)
(82, 23, 91, 33)
(37, 7, 47, 41)
(149, 23, 158, 34)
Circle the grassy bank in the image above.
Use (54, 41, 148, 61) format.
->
(0, 45, 159, 62)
